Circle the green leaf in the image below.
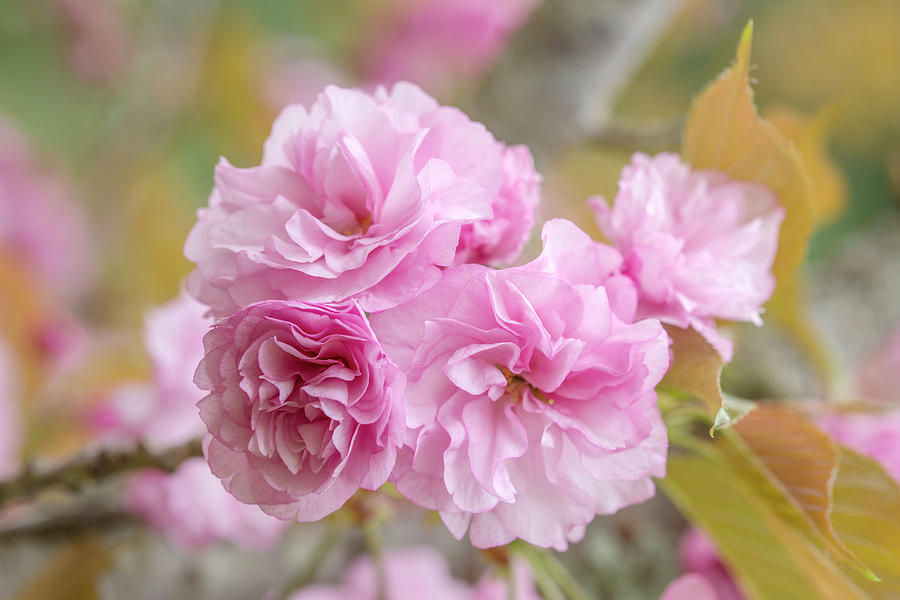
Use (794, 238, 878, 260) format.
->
(662, 431, 871, 600)
(832, 448, 900, 598)
(733, 406, 876, 580)
(711, 395, 756, 434)
(659, 325, 724, 415)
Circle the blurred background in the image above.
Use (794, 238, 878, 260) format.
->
(0, 0, 898, 598)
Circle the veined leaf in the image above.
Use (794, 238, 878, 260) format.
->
(832, 448, 900, 599)
(733, 406, 876, 580)
(663, 432, 870, 600)
(659, 325, 724, 415)
(682, 21, 814, 286)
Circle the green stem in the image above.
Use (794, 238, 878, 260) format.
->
(509, 542, 565, 600)
(539, 550, 592, 600)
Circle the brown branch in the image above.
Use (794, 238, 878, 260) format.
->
(0, 504, 137, 544)
(0, 438, 203, 510)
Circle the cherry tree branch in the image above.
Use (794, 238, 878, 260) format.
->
(0, 438, 203, 510)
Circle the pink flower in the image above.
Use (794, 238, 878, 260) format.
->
(676, 528, 744, 600)
(127, 458, 287, 551)
(288, 546, 538, 600)
(54, 0, 132, 83)
(454, 144, 540, 267)
(590, 152, 784, 361)
(661, 573, 720, 600)
(196, 300, 405, 521)
(364, 0, 539, 96)
(371, 219, 669, 549)
(91, 293, 286, 550)
(185, 83, 537, 316)
(0, 118, 91, 299)
(0, 336, 22, 478)
(94, 292, 211, 449)
(857, 327, 900, 403)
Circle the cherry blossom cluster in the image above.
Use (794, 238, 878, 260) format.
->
(182, 82, 783, 550)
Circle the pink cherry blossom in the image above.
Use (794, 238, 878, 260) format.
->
(186, 82, 537, 316)
(371, 219, 669, 549)
(93, 292, 211, 449)
(590, 152, 784, 361)
(91, 293, 286, 550)
(0, 336, 22, 478)
(661, 573, 720, 600)
(454, 144, 540, 267)
(288, 546, 538, 600)
(0, 118, 91, 299)
(196, 300, 405, 522)
(127, 457, 286, 551)
(364, 0, 540, 96)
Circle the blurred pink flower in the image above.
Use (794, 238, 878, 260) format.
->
(857, 327, 900, 402)
(815, 327, 900, 484)
(661, 573, 720, 600)
(197, 300, 405, 522)
(676, 528, 744, 600)
(127, 457, 287, 552)
(364, 0, 540, 96)
(590, 153, 784, 362)
(55, 0, 132, 83)
(94, 292, 211, 449)
(94, 292, 286, 550)
(264, 51, 350, 112)
(371, 219, 669, 549)
(0, 118, 91, 299)
(288, 546, 538, 600)
(185, 82, 535, 316)
(0, 336, 22, 478)
(818, 411, 900, 483)
(454, 144, 540, 267)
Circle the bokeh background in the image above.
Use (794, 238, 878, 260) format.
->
(1, 0, 898, 598)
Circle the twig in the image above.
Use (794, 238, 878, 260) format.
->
(0, 505, 137, 544)
(0, 438, 203, 509)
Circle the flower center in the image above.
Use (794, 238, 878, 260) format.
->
(498, 366, 554, 405)
(342, 214, 373, 237)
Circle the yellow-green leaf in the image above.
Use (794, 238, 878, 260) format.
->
(766, 105, 848, 228)
(659, 325, 724, 415)
(663, 432, 870, 600)
(832, 448, 900, 598)
(733, 406, 876, 580)
(682, 21, 814, 285)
